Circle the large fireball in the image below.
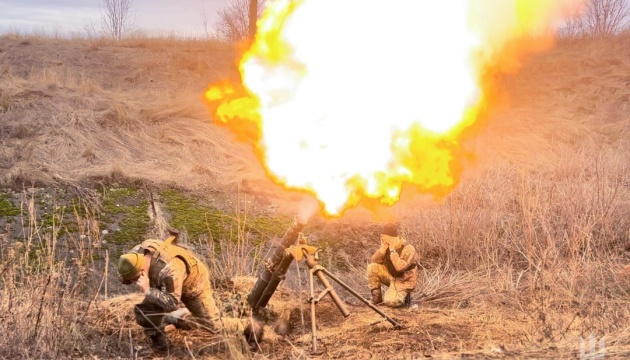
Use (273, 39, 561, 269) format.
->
(205, 0, 583, 216)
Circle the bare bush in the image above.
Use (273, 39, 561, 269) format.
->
(214, 0, 265, 42)
(101, 0, 135, 40)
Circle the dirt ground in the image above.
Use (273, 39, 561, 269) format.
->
(93, 275, 630, 360)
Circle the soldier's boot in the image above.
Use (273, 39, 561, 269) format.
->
(244, 318, 264, 351)
(149, 332, 170, 353)
(403, 292, 412, 307)
(134, 303, 169, 353)
(370, 288, 383, 305)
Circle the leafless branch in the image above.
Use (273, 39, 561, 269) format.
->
(101, 0, 135, 40)
(214, 0, 265, 42)
(561, 0, 630, 38)
(584, 0, 630, 36)
(201, 2, 211, 39)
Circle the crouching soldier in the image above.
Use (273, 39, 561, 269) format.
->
(118, 231, 263, 353)
(367, 223, 418, 307)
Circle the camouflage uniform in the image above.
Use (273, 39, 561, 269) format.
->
(130, 239, 246, 345)
(367, 237, 418, 307)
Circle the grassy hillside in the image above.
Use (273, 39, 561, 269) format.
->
(0, 33, 629, 359)
(0, 34, 285, 200)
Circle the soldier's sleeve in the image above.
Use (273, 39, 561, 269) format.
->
(144, 257, 187, 312)
(371, 247, 387, 264)
(389, 244, 416, 272)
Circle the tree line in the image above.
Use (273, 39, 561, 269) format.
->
(98, 0, 629, 41)
(97, 0, 264, 41)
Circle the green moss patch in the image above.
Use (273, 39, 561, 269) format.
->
(160, 189, 225, 240)
(160, 189, 292, 244)
(0, 193, 20, 216)
(98, 187, 150, 245)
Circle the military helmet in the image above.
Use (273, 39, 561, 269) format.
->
(381, 223, 398, 237)
(118, 252, 144, 281)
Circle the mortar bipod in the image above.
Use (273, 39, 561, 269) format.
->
(286, 234, 402, 354)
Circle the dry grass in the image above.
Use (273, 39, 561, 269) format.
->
(0, 33, 269, 196)
(0, 189, 284, 359)
(0, 192, 105, 358)
(1, 32, 630, 358)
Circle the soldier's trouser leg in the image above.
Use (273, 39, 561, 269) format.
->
(182, 288, 246, 335)
(367, 263, 408, 307)
(382, 281, 410, 308)
(134, 302, 169, 351)
(367, 263, 393, 290)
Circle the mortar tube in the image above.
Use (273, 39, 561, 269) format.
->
(247, 216, 306, 309)
(255, 252, 294, 309)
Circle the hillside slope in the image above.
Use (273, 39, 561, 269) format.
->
(0, 35, 286, 205)
(0, 33, 629, 359)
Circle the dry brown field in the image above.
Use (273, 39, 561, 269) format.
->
(0, 32, 629, 359)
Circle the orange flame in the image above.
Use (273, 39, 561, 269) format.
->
(205, 0, 584, 216)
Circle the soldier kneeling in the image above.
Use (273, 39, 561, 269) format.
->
(118, 232, 263, 353)
(367, 223, 418, 307)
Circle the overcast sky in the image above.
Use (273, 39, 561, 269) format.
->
(0, 0, 230, 36)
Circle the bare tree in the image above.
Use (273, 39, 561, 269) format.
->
(561, 0, 630, 38)
(583, 0, 630, 36)
(101, 0, 135, 40)
(559, 6, 586, 38)
(248, 0, 257, 41)
(201, 2, 211, 38)
(214, 0, 265, 42)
